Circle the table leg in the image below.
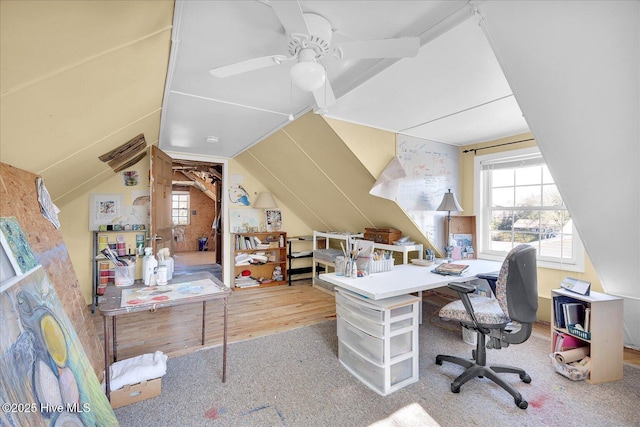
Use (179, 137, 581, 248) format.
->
(103, 316, 111, 399)
(222, 297, 228, 383)
(112, 316, 117, 362)
(201, 301, 206, 345)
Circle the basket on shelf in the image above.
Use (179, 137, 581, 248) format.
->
(369, 258, 394, 274)
(568, 324, 591, 341)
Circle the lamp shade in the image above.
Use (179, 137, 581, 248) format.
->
(436, 189, 462, 212)
(253, 192, 278, 209)
(290, 49, 326, 91)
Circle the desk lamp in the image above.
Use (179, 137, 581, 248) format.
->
(254, 192, 278, 231)
(436, 189, 462, 261)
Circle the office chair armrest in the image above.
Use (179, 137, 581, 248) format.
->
(447, 282, 476, 294)
(447, 282, 488, 332)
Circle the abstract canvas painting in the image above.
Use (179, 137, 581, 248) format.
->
(0, 266, 118, 426)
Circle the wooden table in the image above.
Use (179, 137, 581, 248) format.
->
(98, 271, 231, 399)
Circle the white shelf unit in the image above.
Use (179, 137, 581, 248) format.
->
(311, 232, 424, 283)
(367, 241, 424, 265)
(311, 231, 364, 284)
(551, 288, 623, 384)
(335, 288, 420, 396)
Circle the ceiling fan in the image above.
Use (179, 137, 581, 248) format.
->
(209, 0, 420, 110)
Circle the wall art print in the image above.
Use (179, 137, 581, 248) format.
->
(0, 265, 118, 426)
(0, 217, 39, 276)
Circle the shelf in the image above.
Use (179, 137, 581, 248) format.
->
(233, 232, 287, 289)
(551, 289, 623, 384)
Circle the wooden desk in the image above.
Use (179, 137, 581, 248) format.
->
(98, 271, 231, 398)
(319, 259, 502, 300)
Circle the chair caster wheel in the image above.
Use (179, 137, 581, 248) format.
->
(520, 374, 531, 383)
(516, 398, 528, 409)
(451, 383, 460, 393)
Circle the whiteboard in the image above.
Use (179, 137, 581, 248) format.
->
(396, 135, 460, 251)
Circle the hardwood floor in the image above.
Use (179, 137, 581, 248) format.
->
(91, 280, 640, 368)
(92, 279, 336, 361)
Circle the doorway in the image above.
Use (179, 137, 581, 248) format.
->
(170, 159, 223, 278)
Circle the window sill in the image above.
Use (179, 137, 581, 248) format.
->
(478, 253, 585, 273)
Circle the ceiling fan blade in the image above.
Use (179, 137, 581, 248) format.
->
(335, 37, 420, 60)
(270, 1, 309, 37)
(209, 55, 289, 78)
(312, 78, 336, 110)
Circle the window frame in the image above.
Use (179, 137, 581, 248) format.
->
(473, 147, 584, 272)
(171, 191, 191, 226)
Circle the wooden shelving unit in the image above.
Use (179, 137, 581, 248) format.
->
(551, 288, 623, 384)
(233, 232, 287, 289)
(449, 215, 476, 259)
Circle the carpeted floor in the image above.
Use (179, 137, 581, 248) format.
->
(113, 301, 640, 427)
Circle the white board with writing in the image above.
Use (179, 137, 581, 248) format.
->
(396, 135, 460, 251)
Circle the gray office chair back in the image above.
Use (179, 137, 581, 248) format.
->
(497, 244, 538, 344)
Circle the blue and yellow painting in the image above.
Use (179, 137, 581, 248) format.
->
(0, 266, 119, 426)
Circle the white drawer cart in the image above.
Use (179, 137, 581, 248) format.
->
(335, 288, 420, 396)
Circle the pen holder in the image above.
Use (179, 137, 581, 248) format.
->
(355, 257, 371, 277)
(115, 262, 136, 287)
(335, 256, 346, 276)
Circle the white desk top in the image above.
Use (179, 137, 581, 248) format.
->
(319, 259, 502, 300)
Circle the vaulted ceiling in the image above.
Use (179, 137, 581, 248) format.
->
(159, 0, 528, 158)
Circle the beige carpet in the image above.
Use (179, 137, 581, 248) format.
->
(112, 303, 639, 427)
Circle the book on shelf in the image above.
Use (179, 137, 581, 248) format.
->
(432, 262, 470, 276)
(562, 302, 585, 328)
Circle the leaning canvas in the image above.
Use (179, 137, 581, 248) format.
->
(0, 265, 118, 426)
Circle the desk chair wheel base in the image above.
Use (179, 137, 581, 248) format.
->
(435, 353, 531, 410)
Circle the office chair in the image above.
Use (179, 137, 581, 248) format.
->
(435, 244, 538, 409)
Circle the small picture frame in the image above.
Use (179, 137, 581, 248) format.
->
(89, 193, 123, 231)
(265, 209, 282, 232)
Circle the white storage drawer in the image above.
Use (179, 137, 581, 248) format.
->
(337, 303, 382, 337)
(336, 291, 384, 323)
(339, 339, 416, 396)
(336, 290, 417, 324)
(337, 317, 413, 364)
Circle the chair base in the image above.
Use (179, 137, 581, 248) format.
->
(435, 353, 531, 409)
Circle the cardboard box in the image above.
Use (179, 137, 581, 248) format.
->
(110, 377, 162, 409)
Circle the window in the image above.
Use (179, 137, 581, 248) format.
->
(474, 147, 584, 271)
(172, 192, 190, 225)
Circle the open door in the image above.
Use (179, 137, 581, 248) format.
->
(149, 146, 173, 255)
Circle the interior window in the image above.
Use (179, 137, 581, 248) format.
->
(172, 192, 190, 225)
(475, 148, 584, 271)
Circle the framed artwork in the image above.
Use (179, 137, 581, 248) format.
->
(265, 209, 282, 232)
(229, 208, 261, 233)
(89, 193, 122, 230)
(0, 217, 39, 277)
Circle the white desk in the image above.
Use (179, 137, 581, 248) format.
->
(319, 259, 502, 300)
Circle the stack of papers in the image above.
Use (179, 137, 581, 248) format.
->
(235, 276, 259, 288)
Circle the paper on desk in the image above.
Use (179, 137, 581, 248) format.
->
(120, 278, 225, 308)
(369, 156, 406, 201)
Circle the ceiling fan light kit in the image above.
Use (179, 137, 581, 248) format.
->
(290, 48, 326, 91)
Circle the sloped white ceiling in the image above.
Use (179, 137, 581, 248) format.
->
(325, 16, 529, 145)
(159, 0, 528, 158)
(477, 0, 639, 348)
